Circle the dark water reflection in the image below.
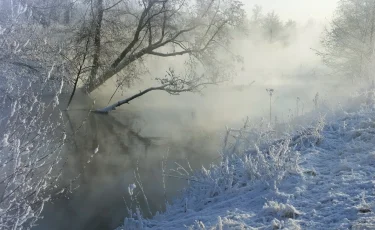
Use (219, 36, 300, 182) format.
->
(34, 95, 221, 230)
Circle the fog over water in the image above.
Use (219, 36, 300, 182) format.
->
(33, 1, 357, 229)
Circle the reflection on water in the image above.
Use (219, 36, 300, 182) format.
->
(33, 80, 344, 230)
(34, 96, 221, 230)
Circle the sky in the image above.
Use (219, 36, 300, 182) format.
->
(242, 0, 339, 24)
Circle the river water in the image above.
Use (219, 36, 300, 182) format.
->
(34, 91, 224, 230)
(33, 79, 350, 230)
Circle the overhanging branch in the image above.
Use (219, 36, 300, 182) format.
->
(94, 84, 169, 113)
(147, 50, 192, 57)
(94, 80, 213, 114)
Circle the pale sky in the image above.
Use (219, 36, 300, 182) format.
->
(242, 0, 339, 24)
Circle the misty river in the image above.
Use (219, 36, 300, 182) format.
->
(33, 90, 224, 230)
(32, 78, 349, 230)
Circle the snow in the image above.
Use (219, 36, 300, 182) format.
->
(128, 184, 137, 196)
(117, 88, 375, 230)
(94, 145, 99, 154)
(2, 134, 9, 147)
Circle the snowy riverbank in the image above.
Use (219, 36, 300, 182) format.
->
(118, 88, 375, 230)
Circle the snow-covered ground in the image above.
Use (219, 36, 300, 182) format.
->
(117, 88, 375, 230)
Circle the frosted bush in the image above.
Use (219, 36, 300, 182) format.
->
(156, 117, 326, 217)
(0, 5, 68, 228)
(262, 201, 302, 219)
(271, 218, 301, 230)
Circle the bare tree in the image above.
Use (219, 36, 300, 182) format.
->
(262, 11, 283, 43)
(250, 4, 263, 28)
(252, 5, 263, 22)
(248, 6, 296, 45)
(319, 0, 375, 81)
(63, 0, 246, 110)
(89, 0, 104, 86)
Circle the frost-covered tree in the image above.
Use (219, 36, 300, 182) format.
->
(1, 0, 247, 112)
(248, 6, 295, 45)
(319, 0, 375, 80)
(62, 0, 247, 111)
(262, 11, 283, 43)
(250, 4, 263, 27)
(0, 3, 68, 229)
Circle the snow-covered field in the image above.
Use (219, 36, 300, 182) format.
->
(117, 88, 375, 230)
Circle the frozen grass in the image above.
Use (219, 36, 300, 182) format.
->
(117, 87, 375, 230)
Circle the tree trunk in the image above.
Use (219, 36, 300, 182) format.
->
(89, 0, 103, 88)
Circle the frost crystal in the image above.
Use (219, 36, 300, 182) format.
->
(128, 183, 136, 196)
(2, 134, 9, 147)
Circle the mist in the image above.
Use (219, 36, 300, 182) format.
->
(2, 0, 365, 229)
(92, 8, 350, 130)
(40, 5, 359, 229)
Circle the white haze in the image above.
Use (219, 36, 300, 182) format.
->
(92, 6, 352, 133)
(243, 0, 339, 24)
(38, 2, 363, 229)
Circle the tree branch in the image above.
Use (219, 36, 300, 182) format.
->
(67, 36, 91, 108)
(83, 0, 241, 94)
(103, 0, 124, 11)
(94, 84, 169, 113)
(147, 50, 192, 57)
(110, 1, 156, 68)
(94, 77, 214, 113)
(89, 0, 104, 87)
